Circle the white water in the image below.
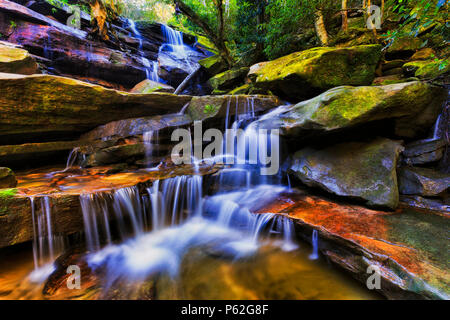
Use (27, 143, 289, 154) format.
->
(29, 197, 65, 282)
(309, 230, 319, 260)
(128, 19, 160, 82)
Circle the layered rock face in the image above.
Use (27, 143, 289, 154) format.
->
(0, 0, 209, 90)
(0, 73, 192, 144)
(0, 41, 38, 74)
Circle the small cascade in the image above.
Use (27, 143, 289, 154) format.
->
(143, 130, 158, 165)
(43, 35, 53, 61)
(127, 19, 160, 82)
(309, 230, 319, 260)
(29, 197, 65, 282)
(160, 24, 195, 73)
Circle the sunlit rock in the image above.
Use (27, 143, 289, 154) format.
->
(0, 42, 38, 75)
(249, 45, 382, 100)
(0, 167, 17, 188)
(257, 81, 447, 139)
(0, 73, 191, 144)
(131, 79, 175, 93)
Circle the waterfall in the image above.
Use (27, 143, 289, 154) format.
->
(309, 230, 319, 260)
(160, 24, 195, 72)
(128, 19, 160, 82)
(29, 197, 65, 282)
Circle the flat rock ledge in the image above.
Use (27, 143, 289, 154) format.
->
(0, 165, 219, 249)
(257, 190, 450, 300)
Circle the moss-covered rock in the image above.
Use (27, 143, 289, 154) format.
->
(0, 73, 192, 144)
(398, 167, 450, 197)
(249, 45, 382, 101)
(130, 79, 175, 94)
(198, 55, 227, 76)
(0, 167, 17, 188)
(228, 84, 251, 95)
(403, 59, 450, 79)
(187, 95, 281, 122)
(411, 48, 436, 61)
(208, 67, 249, 91)
(257, 81, 447, 139)
(386, 36, 422, 57)
(0, 42, 38, 75)
(289, 138, 404, 209)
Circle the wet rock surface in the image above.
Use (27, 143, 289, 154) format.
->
(398, 166, 450, 197)
(289, 138, 404, 209)
(257, 190, 450, 299)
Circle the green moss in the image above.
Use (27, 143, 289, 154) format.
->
(0, 188, 17, 198)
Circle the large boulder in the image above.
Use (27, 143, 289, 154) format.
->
(130, 79, 175, 94)
(0, 41, 38, 75)
(402, 138, 447, 165)
(0, 73, 192, 144)
(198, 55, 227, 76)
(187, 95, 281, 122)
(398, 167, 450, 197)
(0, 167, 17, 188)
(249, 45, 382, 101)
(209, 67, 249, 91)
(289, 138, 404, 209)
(403, 59, 450, 79)
(257, 81, 447, 139)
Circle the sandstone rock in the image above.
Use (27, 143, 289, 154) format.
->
(81, 114, 192, 141)
(0, 73, 192, 144)
(249, 45, 382, 101)
(257, 81, 447, 139)
(0, 140, 82, 169)
(208, 67, 249, 91)
(0, 42, 39, 74)
(386, 36, 422, 58)
(0, 167, 17, 188)
(402, 138, 446, 165)
(130, 79, 175, 93)
(403, 59, 450, 79)
(289, 138, 404, 209)
(259, 192, 450, 299)
(198, 55, 227, 76)
(187, 95, 281, 122)
(411, 48, 436, 61)
(398, 167, 450, 196)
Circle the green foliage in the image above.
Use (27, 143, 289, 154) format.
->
(384, 0, 449, 51)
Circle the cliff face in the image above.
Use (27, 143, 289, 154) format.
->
(0, 0, 210, 90)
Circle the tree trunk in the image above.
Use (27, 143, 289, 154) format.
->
(173, 0, 233, 67)
(314, 10, 329, 46)
(342, 0, 348, 32)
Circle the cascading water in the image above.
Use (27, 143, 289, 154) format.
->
(160, 24, 196, 73)
(127, 19, 160, 82)
(29, 197, 65, 282)
(79, 98, 300, 285)
(309, 230, 319, 260)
